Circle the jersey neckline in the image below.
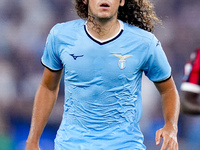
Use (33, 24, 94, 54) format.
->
(84, 20, 124, 45)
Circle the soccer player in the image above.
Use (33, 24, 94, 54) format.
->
(180, 47, 200, 114)
(26, 0, 180, 149)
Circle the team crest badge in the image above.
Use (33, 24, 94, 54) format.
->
(113, 54, 133, 69)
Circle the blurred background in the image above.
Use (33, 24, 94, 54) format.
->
(0, 0, 200, 149)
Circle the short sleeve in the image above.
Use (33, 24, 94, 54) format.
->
(41, 25, 63, 71)
(143, 35, 171, 82)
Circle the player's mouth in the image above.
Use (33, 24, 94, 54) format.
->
(100, 3, 110, 8)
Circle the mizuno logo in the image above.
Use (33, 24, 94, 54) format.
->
(69, 54, 84, 60)
(113, 54, 133, 69)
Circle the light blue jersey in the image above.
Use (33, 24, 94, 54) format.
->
(42, 19, 171, 150)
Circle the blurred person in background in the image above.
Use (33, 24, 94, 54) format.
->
(26, 0, 180, 150)
(179, 47, 200, 149)
(180, 47, 200, 114)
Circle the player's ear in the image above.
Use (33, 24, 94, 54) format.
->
(119, 0, 125, 7)
(82, 0, 88, 5)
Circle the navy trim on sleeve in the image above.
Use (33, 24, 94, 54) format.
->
(41, 61, 63, 72)
(153, 75, 172, 83)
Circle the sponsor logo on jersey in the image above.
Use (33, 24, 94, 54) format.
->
(156, 41, 160, 47)
(113, 54, 133, 69)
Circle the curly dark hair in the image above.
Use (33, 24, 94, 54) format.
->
(75, 0, 161, 32)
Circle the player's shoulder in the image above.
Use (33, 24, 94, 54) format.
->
(51, 19, 85, 35)
(123, 21, 155, 42)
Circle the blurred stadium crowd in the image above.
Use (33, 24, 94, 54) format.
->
(0, 0, 200, 149)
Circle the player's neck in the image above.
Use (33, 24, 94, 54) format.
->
(86, 16, 120, 41)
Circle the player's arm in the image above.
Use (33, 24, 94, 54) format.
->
(181, 90, 200, 114)
(26, 68, 63, 150)
(154, 77, 180, 150)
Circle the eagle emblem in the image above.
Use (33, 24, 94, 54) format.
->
(113, 54, 133, 69)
